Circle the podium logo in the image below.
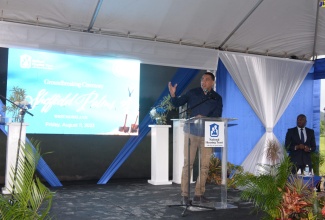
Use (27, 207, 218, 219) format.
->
(209, 123, 219, 137)
(20, 54, 32, 69)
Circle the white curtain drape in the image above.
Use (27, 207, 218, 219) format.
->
(220, 51, 313, 174)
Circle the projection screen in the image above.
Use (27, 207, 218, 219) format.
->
(6, 48, 140, 135)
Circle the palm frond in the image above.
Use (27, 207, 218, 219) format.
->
(0, 139, 53, 220)
(233, 148, 294, 219)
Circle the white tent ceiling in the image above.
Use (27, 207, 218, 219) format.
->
(0, 0, 324, 69)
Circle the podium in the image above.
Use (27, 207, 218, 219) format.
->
(184, 117, 237, 209)
(2, 122, 28, 194)
(148, 125, 172, 185)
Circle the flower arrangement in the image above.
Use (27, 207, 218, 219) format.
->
(2, 86, 31, 122)
(149, 94, 175, 125)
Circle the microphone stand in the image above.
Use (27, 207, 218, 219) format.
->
(0, 95, 33, 201)
(168, 94, 216, 216)
(179, 94, 215, 118)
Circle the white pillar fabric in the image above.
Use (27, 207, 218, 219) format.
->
(220, 51, 313, 174)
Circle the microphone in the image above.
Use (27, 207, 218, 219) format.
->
(207, 92, 217, 100)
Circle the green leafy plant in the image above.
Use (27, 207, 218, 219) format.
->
(234, 153, 293, 220)
(311, 151, 325, 176)
(0, 139, 53, 219)
(316, 191, 325, 219)
(206, 154, 243, 189)
(278, 175, 315, 219)
(149, 94, 175, 125)
(233, 139, 325, 220)
(2, 86, 31, 122)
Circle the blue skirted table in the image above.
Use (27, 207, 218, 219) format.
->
(300, 175, 321, 188)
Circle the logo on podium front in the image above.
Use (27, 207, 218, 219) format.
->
(205, 121, 224, 147)
(210, 123, 219, 137)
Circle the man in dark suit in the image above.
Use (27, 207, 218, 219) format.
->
(285, 114, 316, 174)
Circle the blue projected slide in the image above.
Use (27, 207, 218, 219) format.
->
(7, 48, 140, 135)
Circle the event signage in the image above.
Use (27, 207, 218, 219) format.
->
(7, 48, 140, 135)
(204, 121, 224, 147)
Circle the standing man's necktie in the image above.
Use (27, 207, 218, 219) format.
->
(300, 128, 304, 143)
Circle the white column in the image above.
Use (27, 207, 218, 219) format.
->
(2, 122, 28, 195)
(148, 125, 172, 185)
(171, 119, 185, 184)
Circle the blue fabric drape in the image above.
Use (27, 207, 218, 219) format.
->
(98, 68, 200, 184)
(0, 100, 62, 187)
(312, 79, 321, 148)
(314, 58, 325, 80)
(312, 58, 325, 150)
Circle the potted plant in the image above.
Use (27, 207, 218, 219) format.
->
(0, 139, 53, 219)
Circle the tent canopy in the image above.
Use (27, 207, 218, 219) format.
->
(0, 0, 324, 69)
(1, 0, 323, 182)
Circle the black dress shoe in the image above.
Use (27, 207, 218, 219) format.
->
(193, 195, 210, 203)
(181, 196, 189, 205)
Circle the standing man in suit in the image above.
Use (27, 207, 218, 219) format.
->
(285, 114, 316, 174)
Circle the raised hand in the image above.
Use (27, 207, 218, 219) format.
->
(168, 82, 177, 97)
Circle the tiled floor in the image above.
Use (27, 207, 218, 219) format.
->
(49, 179, 264, 220)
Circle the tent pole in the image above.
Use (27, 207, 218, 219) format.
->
(218, 0, 265, 49)
(312, 0, 321, 61)
(87, 0, 104, 32)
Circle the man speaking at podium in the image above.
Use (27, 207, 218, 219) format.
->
(168, 72, 223, 205)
